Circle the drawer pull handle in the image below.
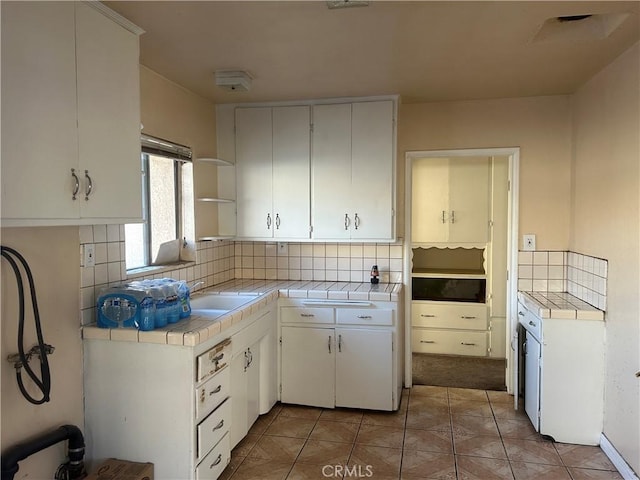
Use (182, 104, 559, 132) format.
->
(212, 419, 225, 431)
(357, 315, 372, 319)
(636, 371, 640, 378)
(210, 385, 222, 395)
(518, 311, 525, 316)
(461, 342, 477, 346)
(420, 340, 435, 344)
(461, 316, 477, 319)
(300, 313, 315, 317)
(210, 454, 222, 468)
(528, 320, 536, 327)
(420, 314, 436, 318)
(328, 335, 332, 353)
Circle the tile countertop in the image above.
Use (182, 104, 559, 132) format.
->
(83, 280, 403, 347)
(517, 291, 604, 321)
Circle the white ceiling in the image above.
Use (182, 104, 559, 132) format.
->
(105, 1, 640, 105)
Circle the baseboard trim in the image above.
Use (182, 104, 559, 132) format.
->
(600, 433, 639, 480)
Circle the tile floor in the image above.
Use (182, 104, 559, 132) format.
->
(220, 386, 622, 480)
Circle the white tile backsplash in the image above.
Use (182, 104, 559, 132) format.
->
(518, 249, 607, 310)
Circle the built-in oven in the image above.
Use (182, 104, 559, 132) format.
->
(411, 276, 486, 303)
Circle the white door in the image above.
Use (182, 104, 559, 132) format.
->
(351, 101, 394, 240)
(335, 329, 393, 410)
(448, 156, 490, 243)
(75, 3, 142, 221)
(272, 106, 310, 239)
(230, 350, 249, 448)
(524, 331, 541, 431)
(411, 157, 449, 243)
(311, 104, 351, 240)
(235, 107, 273, 238)
(1, 1, 79, 221)
(281, 326, 335, 408)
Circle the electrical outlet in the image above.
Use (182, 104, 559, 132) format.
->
(278, 242, 288, 255)
(523, 234, 536, 251)
(84, 244, 96, 267)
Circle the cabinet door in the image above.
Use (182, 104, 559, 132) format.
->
(230, 350, 249, 448)
(311, 104, 352, 240)
(351, 101, 394, 240)
(1, 1, 79, 221)
(411, 157, 449, 243)
(75, 3, 142, 221)
(335, 329, 393, 410)
(235, 107, 273, 238)
(524, 331, 541, 431)
(448, 157, 490, 243)
(281, 327, 335, 408)
(246, 343, 261, 430)
(272, 106, 310, 239)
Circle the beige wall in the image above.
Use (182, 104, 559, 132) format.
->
(397, 95, 573, 250)
(0, 227, 83, 478)
(140, 66, 218, 239)
(570, 42, 640, 473)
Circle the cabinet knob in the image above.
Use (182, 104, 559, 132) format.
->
(636, 371, 640, 378)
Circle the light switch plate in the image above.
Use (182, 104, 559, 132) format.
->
(84, 244, 96, 267)
(523, 234, 536, 251)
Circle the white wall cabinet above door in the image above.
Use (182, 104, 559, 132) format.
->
(312, 101, 396, 241)
(1, 2, 143, 226)
(412, 156, 490, 244)
(235, 106, 310, 240)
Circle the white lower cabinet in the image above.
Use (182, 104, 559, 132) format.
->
(83, 302, 277, 479)
(279, 300, 401, 411)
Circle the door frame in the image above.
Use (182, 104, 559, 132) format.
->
(404, 147, 520, 395)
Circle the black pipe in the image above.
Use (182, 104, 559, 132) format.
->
(1, 425, 85, 480)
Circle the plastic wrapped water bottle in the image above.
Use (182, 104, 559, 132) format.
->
(137, 294, 155, 331)
(163, 281, 180, 324)
(151, 286, 168, 328)
(177, 281, 191, 319)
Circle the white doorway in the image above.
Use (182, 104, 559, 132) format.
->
(404, 148, 519, 395)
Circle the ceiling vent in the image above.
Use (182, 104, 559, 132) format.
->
(326, 1, 369, 9)
(532, 12, 630, 43)
(214, 70, 252, 92)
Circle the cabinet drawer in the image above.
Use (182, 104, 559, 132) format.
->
(196, 432, 230, 480)
(412, 328, 488, 356)
(197, 338, 231, 383)
(280, 307, 334, 324)
(336, 308, 393, 326)
(197, 398, 231, 460)
(412, 302, 487, 330)
(196, 366, 230, 422)
(518, 303, 542, 341)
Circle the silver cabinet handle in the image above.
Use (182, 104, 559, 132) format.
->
(441, 210, 446, 223)
(636, 371, 640, 378)
(356, 315, 372, 319)
(267, 213, 272, 229)
(420, 340, 435, 344)
(522, 340, 528, 355)
(528, 320, 536, 327)
(338, 334, 342, 352)
(71, 169, 80, 200)
(461, 342, 477, 346)
(450, 210, 455, 223)
(84, 170, 93, 201)
(344, 213, 350, 230)
(461, 316, 477, 319)
(243, 350, 249, 372)
(275, 213, 280, 229)
(212, 419, 224, 431)
(300, 313, 315, 318)
(210, 385, 222, 395)
(328, 335, 332, 353)
(210, 454, 222, 468)
(247, 347, 253, 367)
(421, 314, 436, 318)
(518, 311, 525, 316)
(354, 213, 360, 230)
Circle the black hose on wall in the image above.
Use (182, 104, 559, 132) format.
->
(0, 425, 86, 480)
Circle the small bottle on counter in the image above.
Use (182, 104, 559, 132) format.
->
(370, 265, 379, 284)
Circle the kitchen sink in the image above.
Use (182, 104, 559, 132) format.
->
(190, 293, 258, 316)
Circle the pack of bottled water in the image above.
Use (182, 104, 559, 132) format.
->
(97, 278, 192, 331)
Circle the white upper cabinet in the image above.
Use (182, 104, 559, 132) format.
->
(412, 156, 490, 244)
(1, 2, 142, 226)
(235, 106, 310, 240)
(312, 100, 395, 241)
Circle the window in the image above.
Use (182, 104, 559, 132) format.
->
(125, 135, 194, 270)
